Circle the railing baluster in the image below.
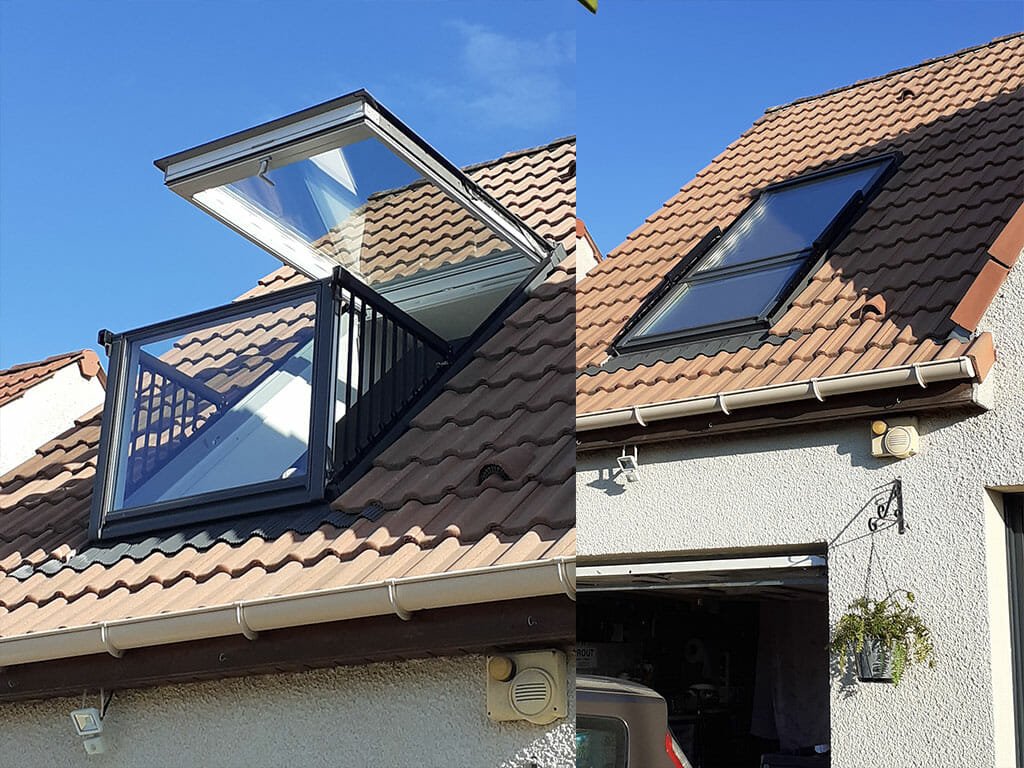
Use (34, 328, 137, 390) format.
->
(389, 318, 398, 422)
(370, 307, 382, 438)
(343, 292, 355, 459)
(355, 298, 367, 450)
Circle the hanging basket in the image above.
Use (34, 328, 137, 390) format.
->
(855, 637, 894, 683)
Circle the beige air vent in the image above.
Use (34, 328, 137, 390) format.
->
(486, 649, 567, 725)
(871, 417, 920, 459)
(510, 669, 555, 717)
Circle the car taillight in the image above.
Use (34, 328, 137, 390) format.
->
(665, 731, 684, 768)
(665, 730, 693, 768)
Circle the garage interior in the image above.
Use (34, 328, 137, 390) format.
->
(577, 555, 831, 768)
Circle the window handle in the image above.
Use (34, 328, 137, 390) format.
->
(257, 156, 275, 187)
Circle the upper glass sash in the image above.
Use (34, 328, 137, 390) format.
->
(155, 92, 551, 341)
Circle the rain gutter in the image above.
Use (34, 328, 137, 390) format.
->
(0, 557, 576, 668)
(576, 356, 978, 432)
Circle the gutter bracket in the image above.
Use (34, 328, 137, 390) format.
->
(912, 364, 927, 388)
(387, 580, 412, 621)
(100, 624, 123, 659)
(717, 393, 731, 416)
(631, 406, 647, 427)
(557, 559, 576, 601)
(235, 603, 258, 641)
(810, 378, 825, 402)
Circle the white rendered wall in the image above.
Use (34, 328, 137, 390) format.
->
(577, 263, 1024, 768)
(0, 655, 576, 768)
(0, 364, 104, 476)
(575, 235, 598, 282)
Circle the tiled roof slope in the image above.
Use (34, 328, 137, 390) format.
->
(577, 36, 1023, 416)
(0, 350, 103, 407)
(0, 136, 575, 640)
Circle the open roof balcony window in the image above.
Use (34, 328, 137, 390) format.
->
(91, 92, 555, 540)
(615, 154, 897, 351)
(155, 90, 552, 344)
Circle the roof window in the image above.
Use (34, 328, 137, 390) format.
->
(155, 90, 551, 344)
(91, 94, 556, 540)
(615, 154, 896, 351)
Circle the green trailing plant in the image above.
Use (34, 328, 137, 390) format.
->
(830, 590, 936, 685)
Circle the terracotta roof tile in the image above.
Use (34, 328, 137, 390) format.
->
(0, 137, 575, 641)
(577, 35, 1024, 416)
(0, 350, 104, 408)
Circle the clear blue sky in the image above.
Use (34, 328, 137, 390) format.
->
(577, 1, 1022, 256)
(1, 2, 1021, 368)
(0, 0, 576, 367)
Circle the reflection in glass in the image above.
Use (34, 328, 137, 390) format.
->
(697, 162, 883, 271)
(114, 296, 317, 510)
(639, 261, 803, 338)
(193, 136, 529, 342)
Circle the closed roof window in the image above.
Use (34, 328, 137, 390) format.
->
(617, 155, 896, 350)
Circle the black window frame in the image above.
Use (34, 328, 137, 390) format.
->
(89, 267, 467, 541)
(613, 153, 900, 354)
(89, 278, 340, 540)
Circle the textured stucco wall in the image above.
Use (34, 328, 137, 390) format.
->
(0, 364, 104, 475)
(577, 264, 1024, 768)
(0, 655, 575, 768)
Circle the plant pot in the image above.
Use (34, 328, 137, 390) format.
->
(856, 637, 894, 683)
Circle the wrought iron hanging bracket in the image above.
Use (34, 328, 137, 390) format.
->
(868, 478, 905, 534)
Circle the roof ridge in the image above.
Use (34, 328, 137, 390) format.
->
(764, 32, 1024, 115)
(462, 135, 576, 172)
(0, 349, 88, 377)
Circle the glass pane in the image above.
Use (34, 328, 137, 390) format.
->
(113, 294, 317, 511)
(193, 135, 533, 342)
(697, 161, 884, 271)
(638, 260, 803, 338)
(576, 716, 627, 768)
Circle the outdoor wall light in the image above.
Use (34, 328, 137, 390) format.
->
(617, 446, 639, 482)
(71, 692, 112, 755)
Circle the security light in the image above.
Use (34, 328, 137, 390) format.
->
(617, 446, 639, 482)
(71, 694, 112, 755)
(70, 708, 102, 736)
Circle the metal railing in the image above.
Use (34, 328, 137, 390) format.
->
(119, 272, 450, 503)
(123, 351, 230, 498)
(332, 269, 452, 480)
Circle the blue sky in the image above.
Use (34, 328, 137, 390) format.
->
(1, 2, 1021, 368)
(577, 1, 1021, 256)
(0, 1, 576, 367)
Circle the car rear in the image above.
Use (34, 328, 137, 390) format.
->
(576, 675, 693, 768)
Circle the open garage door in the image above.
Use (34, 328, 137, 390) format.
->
(577, 552, 830, 768)
(577, 554, 827, 598)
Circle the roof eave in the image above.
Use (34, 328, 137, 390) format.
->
(576, 352, 986, 434)
(0, 557, 575, 669)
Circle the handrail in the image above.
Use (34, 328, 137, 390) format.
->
(333, 267, 452, 360)
(137, 351, 228, 408)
